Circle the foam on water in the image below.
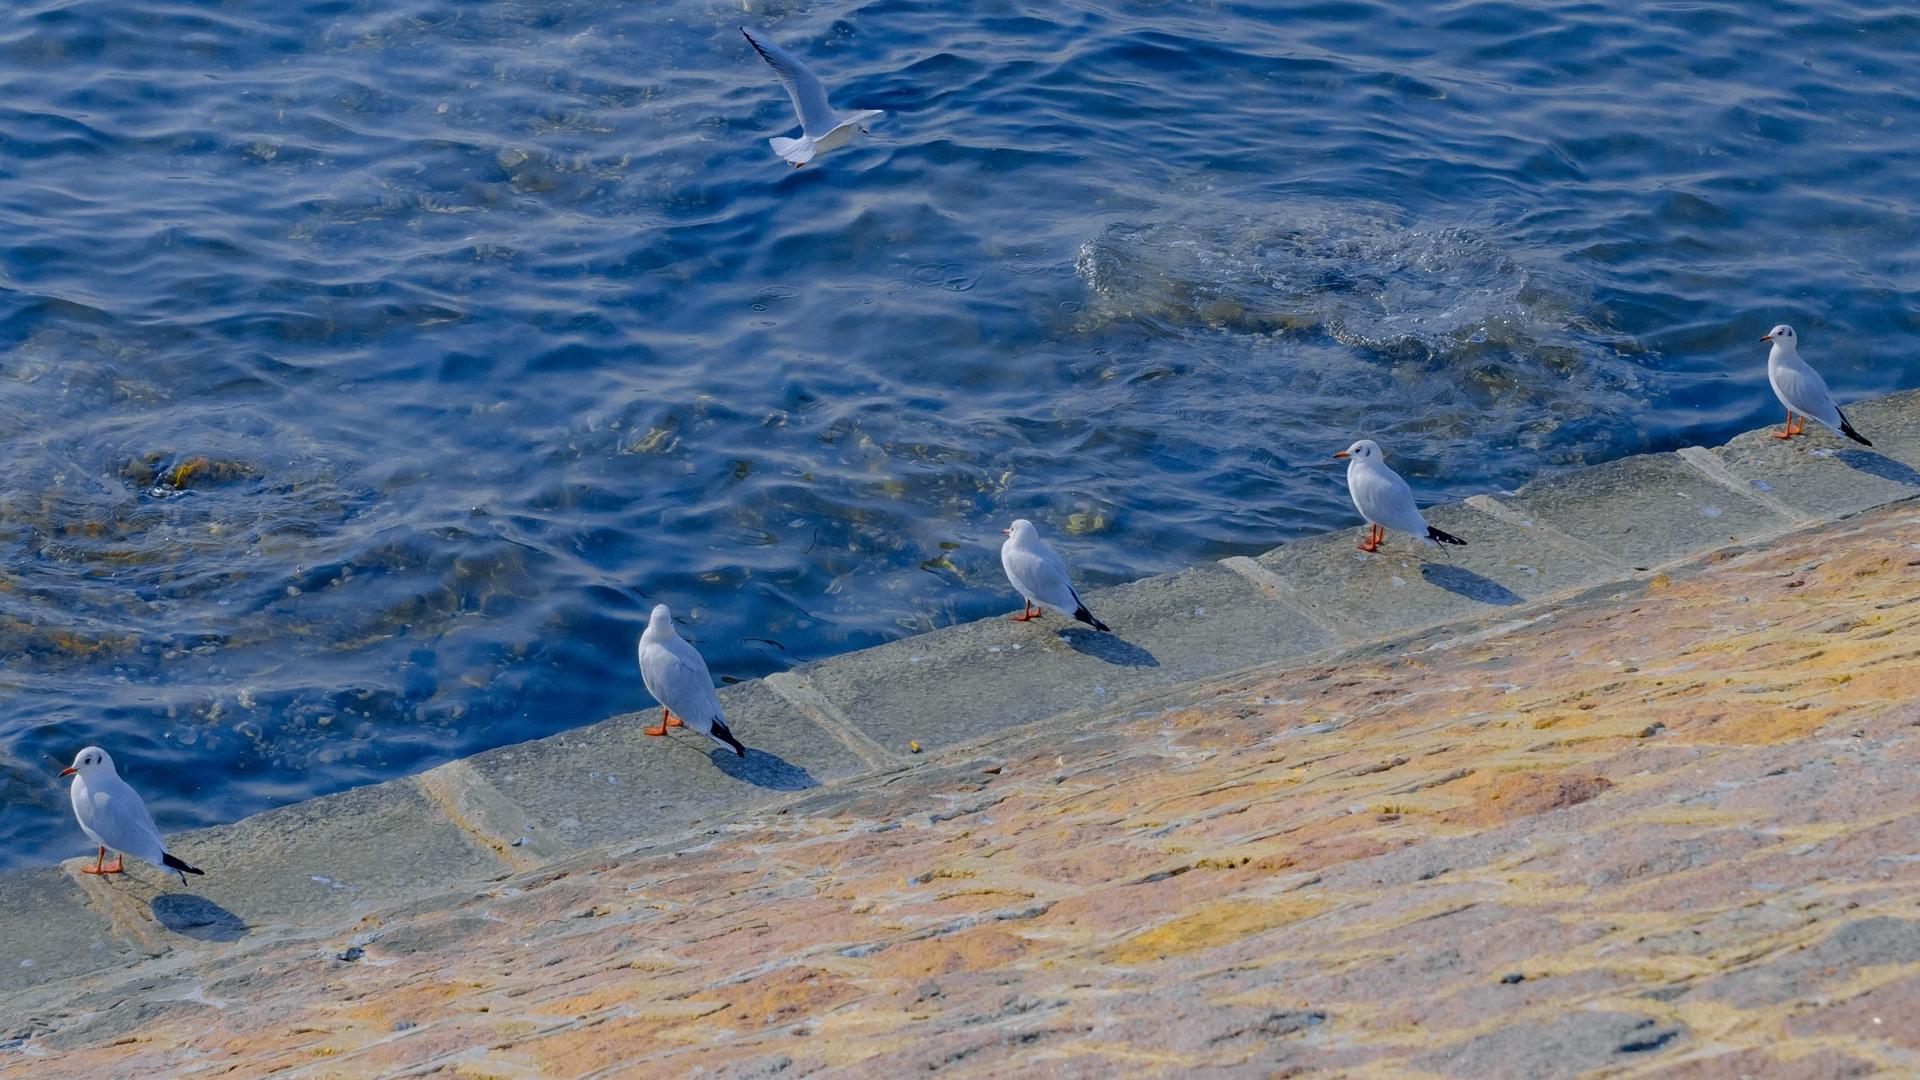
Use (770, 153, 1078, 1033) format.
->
(1076, 201, 1648, 456)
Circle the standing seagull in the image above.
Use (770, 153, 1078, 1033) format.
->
(1334, 440, 1467, 553)
(638, 604, 747, 757)
(1000, 519, 1110, 632)
(62, 747, 204, 885)
(741, 28, 883, 168)
(1760, 325, 1871, 445)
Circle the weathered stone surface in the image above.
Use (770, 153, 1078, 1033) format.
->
(1702, 388, 1920, 530)
(1846, 386, 1920, 466)
(5, 501, 1919, 1077)
(1499, 451, 1792, 569)
(463, 679, 870, 853)
(153, 777, 510, 929)
(1416, 1010, 1685, 1079)
(1252, 501, 1623, 640)
(1711, 428, 1920, 520)
(0, 870, 141, 999)
(801, 563, 1333, 754)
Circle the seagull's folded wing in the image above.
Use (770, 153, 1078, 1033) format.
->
(1352, 466, 1431, 536)
(1773, 360, 1844, 429)
(1005, 544, 1080, 613)
(643, 640, 726, 730)
(92, 786, 169, 866)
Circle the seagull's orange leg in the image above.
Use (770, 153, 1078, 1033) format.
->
(1010, 601, 1041, 622)
(664, 708, 684, 728)
(1359, 524, 1383, 553)
(644, 708, 670, 737)
(1773, 410, 1799, 440)
(81, 846, 122, 875)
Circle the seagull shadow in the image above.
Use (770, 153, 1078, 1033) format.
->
(1837, 449, 1920, 488)
(1059, 627, 1160, 668)
(711, 747, 818, 791)
(1421, 563, 1524, 606)
(150, 893, 249, 942)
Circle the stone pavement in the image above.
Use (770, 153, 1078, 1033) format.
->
(4, 394, 1920, 1076)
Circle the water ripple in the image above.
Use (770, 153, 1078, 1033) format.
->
(1, 0, 1918, 865)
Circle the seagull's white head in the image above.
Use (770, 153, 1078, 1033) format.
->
(1002, 518, 1038, 541)
(1333, 439, 1382, 462)
(60, 746, 114, 779)
(641, 599, 679, 641)
(1761, 324, 1797, 351)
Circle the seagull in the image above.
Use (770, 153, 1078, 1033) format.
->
(1760, 325, 1871, 445)
(61, 747, 204, 885)
(1333, 440, 1467, 553)
(741, 28, 883, 168)
(1000, 519, 1111, 632)
(638, 604, 746, 757)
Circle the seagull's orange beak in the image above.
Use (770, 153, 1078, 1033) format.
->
(59, 766, 75, 777)
(1332, 451, 1350, 459)
(1760, 334, 1774, 342)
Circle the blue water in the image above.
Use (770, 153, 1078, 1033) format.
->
(1, 0, 1916, 869)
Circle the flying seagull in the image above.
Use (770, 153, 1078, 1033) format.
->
(741, 28, 883, 168)
(1334, 440, 1467, 553)
(1000, 519, 1111, 631)
(638, 604, 747, 757)
(62, 746, 205, 885)
(1760, 324, 1871, 445)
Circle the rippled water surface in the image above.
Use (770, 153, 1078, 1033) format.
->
(1, 0, 1917, 867)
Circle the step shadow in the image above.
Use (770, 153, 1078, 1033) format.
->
(1060, 627, 1160, 668)
(150, 893, 249, 942)
(712, 746, 819, 791)
(1838, 449, 1920, 488)
(1421, 563, 1524, 606)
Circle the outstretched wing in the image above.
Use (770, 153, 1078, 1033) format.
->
(640, 639, 726, 731)
(1350, 464, 1431, 537)
(1003, 541, 1080, 615)
(742, 29, 838, 137)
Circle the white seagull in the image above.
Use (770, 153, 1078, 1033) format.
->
(638, 604, 746, 757)
(999, 519, 1110, 632)
(62, 746, 204, 884)
(1760, 325, 1871, 445)
(1334, 440, 1467, 553)
(741, 28, 883, 168)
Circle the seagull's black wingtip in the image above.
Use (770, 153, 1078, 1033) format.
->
(1427, 526, 1467, 546)
(712, 720, 748, 758)
(1074, 606, 1111, 633)
(1838, 411, 1872, 446)
(162, 852, 204, 876)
